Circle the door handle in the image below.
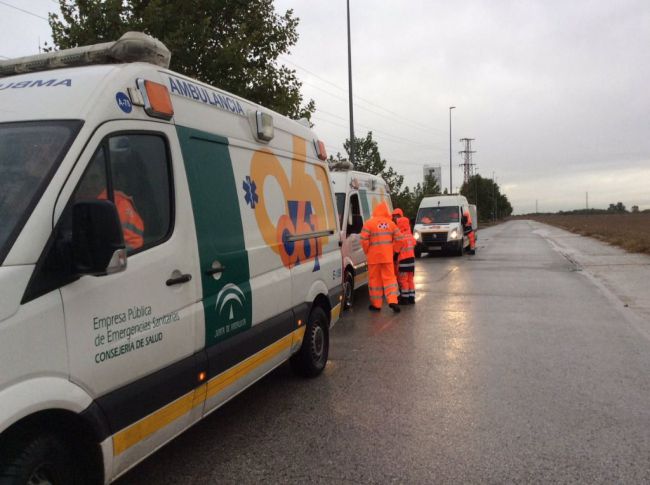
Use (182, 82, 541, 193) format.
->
(205, 266, 225, 275)
(166, 273, 192, 286)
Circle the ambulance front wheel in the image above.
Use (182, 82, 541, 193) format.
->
(343, 271, 354, 310)
(415, 246, 422, 259)
(0, 432, 77, 485)
(291, 306, 329, 378)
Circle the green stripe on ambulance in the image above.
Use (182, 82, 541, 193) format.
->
(176, 126, 252, 347)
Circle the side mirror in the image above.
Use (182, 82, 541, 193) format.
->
(72, 200, 127, 276)
(461, 215, 468, 226)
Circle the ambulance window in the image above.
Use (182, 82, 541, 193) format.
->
(347, 193, 364, 235)
(107, 134, 172, 253)
(335, 192, 346, 228)
(73, 148, 108, 203)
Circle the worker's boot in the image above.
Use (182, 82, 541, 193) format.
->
(368, 305, 381, 312)
(409, 296, 415, 304)
(389, 303, 401, 313)
(398, 296, 408, 305)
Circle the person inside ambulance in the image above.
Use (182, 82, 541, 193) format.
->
(75, 149, 144, 252)
(360, 201, 403, 313)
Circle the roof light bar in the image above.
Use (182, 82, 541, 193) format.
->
(0, 31, 171, 78)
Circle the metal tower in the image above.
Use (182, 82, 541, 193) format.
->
(458, 138, 476, 185)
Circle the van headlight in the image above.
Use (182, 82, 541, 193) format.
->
(448, 229, 459, 240)
(414, 231, 421, 241)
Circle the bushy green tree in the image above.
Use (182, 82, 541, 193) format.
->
(460, 174, 512, 221)
(337, 131, 443, 220)
(47, 0, 314, 119)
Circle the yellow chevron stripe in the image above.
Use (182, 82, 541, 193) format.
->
(112, 327, 304, 456)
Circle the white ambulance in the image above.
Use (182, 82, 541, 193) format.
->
(0, 32, 342, 484)
(413, 195, 471, 257)
(330, 164, 392, 308)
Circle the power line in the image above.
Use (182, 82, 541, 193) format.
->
(312, 115, 442, 151)
(0, 0, 49, 20)
(281, 55, 447, 136)
(304, 78, 445, 140)
(315, 109, 442, 148)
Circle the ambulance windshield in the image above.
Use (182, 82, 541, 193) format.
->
(0, 120, 82, 264)
(416, 206, 461, 224)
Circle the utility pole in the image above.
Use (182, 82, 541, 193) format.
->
(536, 199, 538, 214)
(449, 106, 455, 193)
(495, 176, 499, 220)
(346, 0, 356, 165)
(586, 191, 589, 210)
(458, 138, 476, 185)
(492, 171, 496, 222)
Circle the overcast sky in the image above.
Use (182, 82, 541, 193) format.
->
(1, 0, 649, 213)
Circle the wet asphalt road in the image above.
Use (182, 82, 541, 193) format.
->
(117, 220, 650, 484)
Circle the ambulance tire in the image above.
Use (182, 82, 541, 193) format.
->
(455, 239, 464, 257)
(290, 306, 329, 378)
(343, 271, 354, 310)
(0, 432, 76, 485)
(415, 247, 422, 259)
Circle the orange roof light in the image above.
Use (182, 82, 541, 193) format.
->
(136, 78, 173, 120)
(314, 139, 327, 161)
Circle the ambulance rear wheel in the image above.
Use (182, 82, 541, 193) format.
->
(291, 306, 329, 378)
(343, 271, 354, 310)
(0, 432, 76, 485)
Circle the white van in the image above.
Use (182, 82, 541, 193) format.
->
(330, 165, 392, 308)
(0, 33, 342, 484)
(413, 195, 471, 257)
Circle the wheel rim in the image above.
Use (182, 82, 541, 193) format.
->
(343, 276, 353, 306)
(310, 323, 325, 364)
(28, 465, 55, 485)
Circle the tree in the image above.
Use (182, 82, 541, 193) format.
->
(48, 0, 314, 119)
(343, 131, 386, 175)
(401, 175, 440, 219)
(341, 131, 407, 196)
(460, 174, 512, 221)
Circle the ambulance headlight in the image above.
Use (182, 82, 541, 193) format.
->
(414, 231, 421, 242)
(449, 229, 459, 240)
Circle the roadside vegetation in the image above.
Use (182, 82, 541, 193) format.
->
(526, 211, 650, 255)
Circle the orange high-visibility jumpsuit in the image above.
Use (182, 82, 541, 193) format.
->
(99, 189, 145, 251)
(360, 202, 403, 309)
(395, 217, 416, 302)
(391, 208, 404, 274)
(463, 208, 476, 251)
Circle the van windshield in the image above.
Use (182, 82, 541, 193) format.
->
(416, 206, 460, 224)
(0, 120, 82, 264)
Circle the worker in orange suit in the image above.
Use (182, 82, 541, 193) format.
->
(395, 217, 416, 304)
(360, 201, 403, 313)
(463, 207, 476, 255)
(391, 208, 404, 275)
(391, 207, 403, 225)
(98, 189, 144, 251)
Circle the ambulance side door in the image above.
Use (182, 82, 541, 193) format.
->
(344, 192, 367, 287)
(53, 122, 203, 475)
